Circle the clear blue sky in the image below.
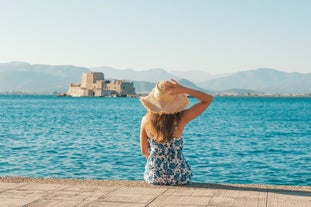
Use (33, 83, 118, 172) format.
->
(0, 0, 310, 74)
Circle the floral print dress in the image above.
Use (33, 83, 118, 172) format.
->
(144, 137, 192, 185)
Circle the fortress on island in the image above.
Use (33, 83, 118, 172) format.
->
(66, 72, 136, 97)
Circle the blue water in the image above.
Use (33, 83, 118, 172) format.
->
(0, 95, 310, 186)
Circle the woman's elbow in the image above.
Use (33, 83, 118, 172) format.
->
(207, 95, 213, 103)
(203, 95, 213, 105)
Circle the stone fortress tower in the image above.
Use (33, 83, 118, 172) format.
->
(67, 72, 135, 97)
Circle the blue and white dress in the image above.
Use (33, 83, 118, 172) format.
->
(144, 137, 192, 185)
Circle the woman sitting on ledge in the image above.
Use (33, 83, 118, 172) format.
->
(140, 79, 213, 185)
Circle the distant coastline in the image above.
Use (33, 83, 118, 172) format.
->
(1, 91, 310, 98)
(213, 93, 311, 98)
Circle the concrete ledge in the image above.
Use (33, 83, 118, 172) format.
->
(0, 176, 310, 207)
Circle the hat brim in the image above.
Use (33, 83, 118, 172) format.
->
(140, 90, 189, 114)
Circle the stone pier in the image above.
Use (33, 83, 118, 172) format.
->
(0, 177, 310, 207)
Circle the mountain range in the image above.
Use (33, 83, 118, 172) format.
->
(0, 62, 90, 93)
(0, 61, 310, 94)
(199, 68, 311, 94)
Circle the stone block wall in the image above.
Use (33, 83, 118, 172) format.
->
(67, 72, 135, 97)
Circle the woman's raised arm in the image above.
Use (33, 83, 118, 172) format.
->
(165, 79, 213, 123)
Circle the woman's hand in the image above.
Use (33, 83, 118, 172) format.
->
(164, 79, 185, 95)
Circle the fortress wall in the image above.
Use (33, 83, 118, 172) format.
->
(81, 72, 105, 90)
(120, 82, 135, 95)
(67, 72, 135, 96)
(95, 80, 104, 89)
(106, 80, 136, 95)
(67, 84, 80, 96)
(92, 72, 104, 82)
(80, 89, 93, 96)
(81, 73, 93, 89)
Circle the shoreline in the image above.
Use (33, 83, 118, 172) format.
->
(1, 92, 311, 98)
(1, 176, 310, 192)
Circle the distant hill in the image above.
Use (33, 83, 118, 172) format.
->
(178, 79, 213, 93)
(132, 81, 156, 94)
(219, 88, 262, 95)
(91, 66, 179, 82)
(0, 62, 90, 93)
(133, 79, 209, 94)
(198, 68, 311, 94)
(169, 70, 213, 82)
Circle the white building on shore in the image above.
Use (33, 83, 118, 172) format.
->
(67, 72, 135, 97)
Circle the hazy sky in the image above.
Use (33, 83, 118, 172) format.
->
(0, 0, 310, 74)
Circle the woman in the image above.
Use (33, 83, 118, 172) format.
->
(140, 79, 213, 185)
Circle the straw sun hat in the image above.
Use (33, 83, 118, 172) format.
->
(140, 81, 189, 114)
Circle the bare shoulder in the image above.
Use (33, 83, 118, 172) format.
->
(141, 114, 149, 126)
(141, 115, 146, 124)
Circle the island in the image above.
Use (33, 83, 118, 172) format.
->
(65, 72, 136, 97)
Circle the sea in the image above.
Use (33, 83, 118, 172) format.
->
(0, 95, 310, 186)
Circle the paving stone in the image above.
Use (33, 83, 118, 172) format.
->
(44, 186, 117, 202)
(17, 183, 68, 191)
(268, 191, 311, 201)
(0, 197, 39, 207)
(100, 193, 157, 204)
(44, 190, 83, 200)
(81, 201, 146, 207)
(23, 199, 90, 207)
(62, 185, 117, 193)
(206, 206, 228, 207)
(191, 189, 216, 197)
(235, 190, 267, 199)
(162, 188, 196, 196)
(267, 199, 311, 207)
(152, 195, 212, 206)
(232, 197, 266, 207)
(74, 191, 114, 202)
(214, 189, 267, 200)
(208, 196, 235, 206)
(162, 188, 215, 197)
(0, 189, 46, 199)
(148, 203, 206, 207)
(112, 187, 166, 195)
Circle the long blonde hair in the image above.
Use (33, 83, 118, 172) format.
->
(147, 111, 183, 143)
